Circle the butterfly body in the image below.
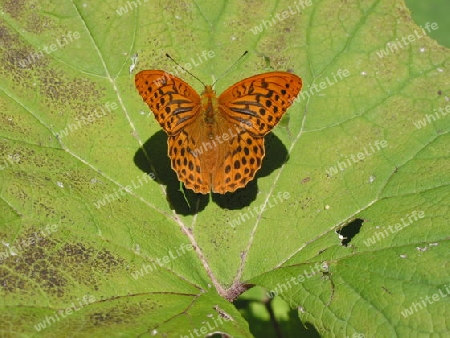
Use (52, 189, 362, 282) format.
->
(200, 85, 220, 139)
(135, 70, 302, 194)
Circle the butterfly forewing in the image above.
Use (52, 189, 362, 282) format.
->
(135, 70, 201, 135)
(218, 72, 302, 137)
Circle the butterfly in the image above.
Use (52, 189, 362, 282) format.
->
(135, 70, 302, 194)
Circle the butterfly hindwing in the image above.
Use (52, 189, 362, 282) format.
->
(168, 129, 211, 194)
(212, 130, 265, 194)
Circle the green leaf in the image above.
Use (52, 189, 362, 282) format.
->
(1, 0, 449, 337)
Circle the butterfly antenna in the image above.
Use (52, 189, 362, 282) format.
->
(165, 53, 206, 86)
(212, 51, 249, 87)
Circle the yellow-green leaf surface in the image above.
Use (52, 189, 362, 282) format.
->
(1, 0, 449, 337)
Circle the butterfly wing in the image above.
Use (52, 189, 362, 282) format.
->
(210, 72, 302, 193)
(218, 72, 302, 137)
(168, 128, 211, 194)
(135, 70, 302, 195)
(210, 125, 265, 194)
(135, 70, 201, 135)
(136, 70, 212, 193)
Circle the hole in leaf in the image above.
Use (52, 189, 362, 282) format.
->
(336, 218, 364, 246)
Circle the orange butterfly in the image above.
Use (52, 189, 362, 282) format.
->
(135, 70, 302, 194)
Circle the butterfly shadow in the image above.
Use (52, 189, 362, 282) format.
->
(134, 131, 288, 215)
(134, 131, 209, 215)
